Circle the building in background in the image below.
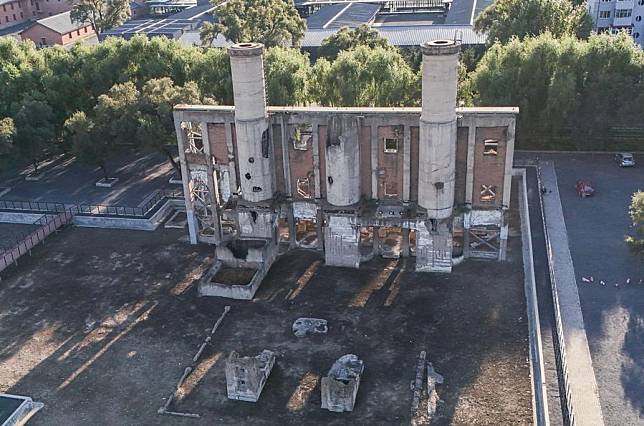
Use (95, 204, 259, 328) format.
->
(20, 10, 95, 47)
(173, 40, 517, 299)
(587, 0, 644, 47)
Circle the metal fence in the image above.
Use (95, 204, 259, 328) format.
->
(0, 189, 184, 219)
(535, 163, 575, 426)
(0, 211, 74, 275)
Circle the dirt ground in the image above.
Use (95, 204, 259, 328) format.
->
(0, 221, 531, 425)
(0, 223, 38, 252)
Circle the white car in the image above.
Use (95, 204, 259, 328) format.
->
(615, 153, 635, 167)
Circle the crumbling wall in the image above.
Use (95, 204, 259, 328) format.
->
(415, 220, 453, 272)
(325, 115, 361, 207)
(225, 350, 275, 402)
(324, 215, 360, 268)
(321, 354, 364, 412)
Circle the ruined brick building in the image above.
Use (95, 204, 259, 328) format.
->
(173, 40, 517, 299)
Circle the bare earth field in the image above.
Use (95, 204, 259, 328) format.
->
(0, 223, 38, 252)
(0, 224, 531, 425)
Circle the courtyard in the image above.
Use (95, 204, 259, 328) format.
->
(0, 225, 531, 425)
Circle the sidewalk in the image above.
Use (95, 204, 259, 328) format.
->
(539, 161, 604, 425)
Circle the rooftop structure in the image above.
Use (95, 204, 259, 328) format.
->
(100, 18, 198, 40)
(306, 2, 380, 29)
(587, 0, 644, 48)
(173, 40, 517, 299)
(20, 11, 96, 47)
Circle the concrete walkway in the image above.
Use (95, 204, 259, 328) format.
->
(540, 161, 604, 425)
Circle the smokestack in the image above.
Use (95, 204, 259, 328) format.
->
(417, 39, 460, 219)
(228, 42, 274, 202)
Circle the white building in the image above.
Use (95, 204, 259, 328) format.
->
(588, 0, 644, 47)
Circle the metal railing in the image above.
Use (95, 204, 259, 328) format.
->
(0, 211, 74, 275)
(0, 189, 184, 219)
(535, 162, 575, 426)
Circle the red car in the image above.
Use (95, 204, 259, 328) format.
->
(576, 180, 595, 198)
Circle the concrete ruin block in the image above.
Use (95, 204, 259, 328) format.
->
(321, 354, 364, 412)
(292, 318, 328, 337)
(415, 221, 452, 273)
(426, 362, 444, 418)
(324, 215, 361, 268)
(225, 350, 275, 402)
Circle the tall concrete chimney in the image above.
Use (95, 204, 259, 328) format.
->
(417, 40, 460, 219)
(229, 42, 274, 202)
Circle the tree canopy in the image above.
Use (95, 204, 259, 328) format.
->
(200, 0, 306, 47)
(312, 45, 419, 107)
(318, 25, 391, 60)
(0, 117, 15, 156)
(626, 191, 644, 252)
(474, 0, 592, 44)
(70, 0, 131, 33)
(467, 32, 644, 149)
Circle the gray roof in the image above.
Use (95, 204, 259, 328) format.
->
(302, 25, 486, 47)
(445, 0, 493, 25)
(100, 18, 199, 40)
(36, 11, 89, 34)
(307, 2, 380, 29)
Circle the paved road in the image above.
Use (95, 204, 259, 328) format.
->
(0, 147, 177, 207)
(519, 152, 644, 426)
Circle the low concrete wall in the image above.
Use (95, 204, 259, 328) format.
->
(72, 199, 181, 231)
(0, 212, 48, 224)
(539, 162, 604, 426)
(513, 168, 549, 426)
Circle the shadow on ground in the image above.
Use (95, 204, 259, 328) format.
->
(0, 222, 531, 425)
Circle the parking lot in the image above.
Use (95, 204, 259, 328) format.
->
(520, 152, 644, 425)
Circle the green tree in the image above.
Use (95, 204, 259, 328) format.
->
(64, 111, 115, 180)
(265, 47, 312, 105)
(474, 0, 592, 44)
(70, 0, 130, 33)
(312, 45, 419, 107)
(94, 81, 140, 146)
(0, 117, 15, 156)
(625, 191, 644, 252)
(0, 39, 44, 118)
(137, 78, 204, 177)
(11, 95, 55, 174)
(468, 33, 644, 150)
(318, 25, 390, 60)
(200, 0, 306, 47)
(188, 47, 233, 104)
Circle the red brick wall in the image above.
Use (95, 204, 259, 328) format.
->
(207, 123, 228, 165)
(20, 23, 62, 46)
(359, 125, 371, 199)
(0, 0, 29, 30)
(410, 126, 419, 201)
(377, 125, 404, 200)
(454, 127, 468, 206)
(288, 125, 315, 200)
(318, 125, 327, 199)
(472, 126, 507, 209)
(271, 124, 286, 194)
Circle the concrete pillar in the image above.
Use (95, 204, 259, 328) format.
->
(370, 122, 378, 199)
(401, 228, 410, 257)
(229, 43, 274, 202)
(464, 121, 476, 206)
(402, 125, 411, 202)
(174, 115, 198, 244)
(325, 115, 361, 206)
(287, 205, 296, 248)
(418, 40, 460, 219)
(373, 226, 380, 256)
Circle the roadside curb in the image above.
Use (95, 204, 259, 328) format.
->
(513, 168, 549, 426)
(538, 161, 604, 426)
